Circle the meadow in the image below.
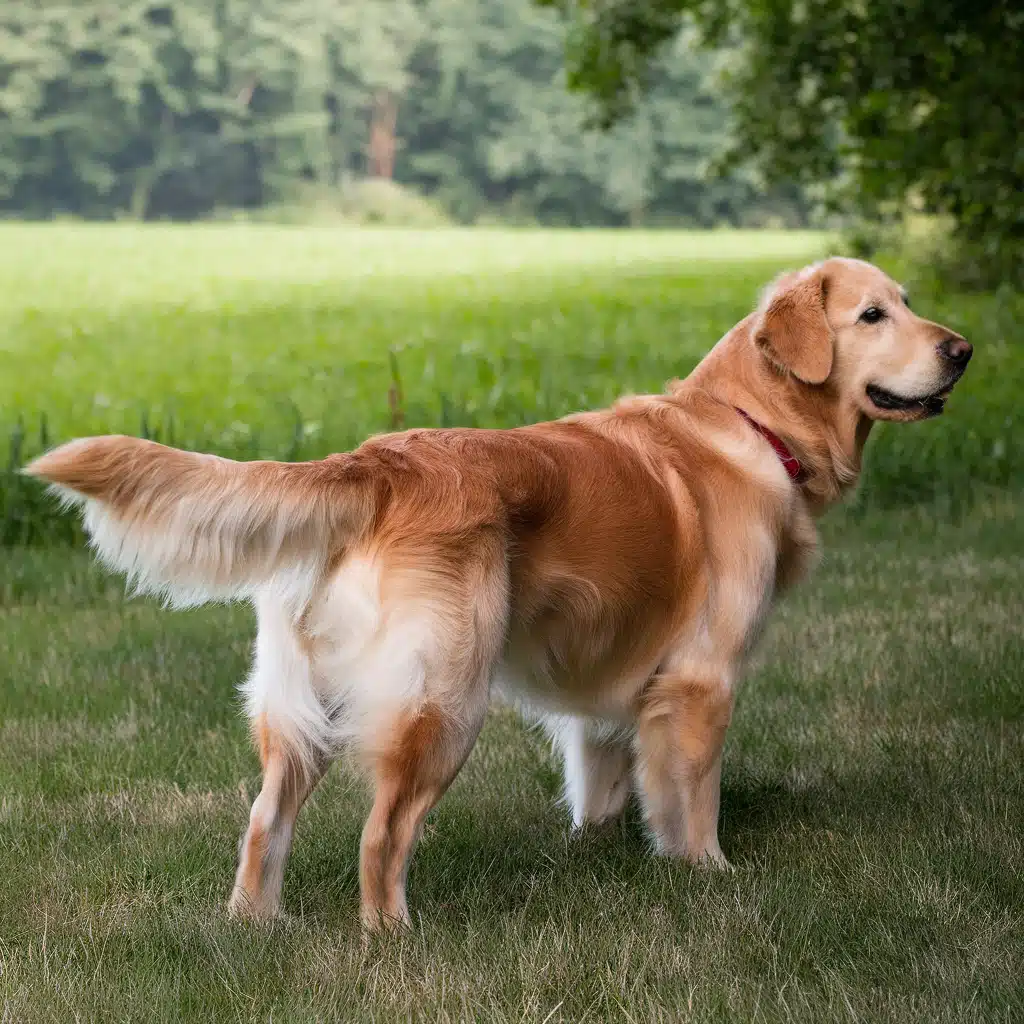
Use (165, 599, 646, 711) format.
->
(1, 225, 1021, 1021)
(2, 225, 1021, 543)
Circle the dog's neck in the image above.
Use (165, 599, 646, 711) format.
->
(680, 315, 873, 512)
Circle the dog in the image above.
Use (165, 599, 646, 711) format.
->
(26, 257, 972, 930)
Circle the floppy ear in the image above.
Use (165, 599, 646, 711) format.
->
(753, 268, 833, 385)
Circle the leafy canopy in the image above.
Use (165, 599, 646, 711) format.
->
(542, 0, 1024, 281)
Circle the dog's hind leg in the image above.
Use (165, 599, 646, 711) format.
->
(353, 540, 507, 931)
(229, 724, 329, 919)
(230, 593, 334, 919)
(358, 698, 488, 931)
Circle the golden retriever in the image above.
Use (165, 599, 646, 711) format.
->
(26, 257, 972, 930)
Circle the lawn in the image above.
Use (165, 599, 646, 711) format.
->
(1, 226, 1022, 1022)
(1, 225, 823, 446)
(1, 224, 1020, 519)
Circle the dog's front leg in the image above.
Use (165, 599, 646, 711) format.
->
(633, 492, 783, 865)
(634, 672, 733, 867)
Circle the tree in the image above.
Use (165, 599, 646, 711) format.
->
(543, 0, 1024, 282)
(0, 0, 807, 226)
(400, 0, 802, 226)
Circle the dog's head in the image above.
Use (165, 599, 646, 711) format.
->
(752, 257, 971, 421)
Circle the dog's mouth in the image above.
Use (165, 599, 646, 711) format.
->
(865, 371, 963, 419)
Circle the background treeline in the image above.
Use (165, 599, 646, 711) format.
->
(0, 0, 807, 226)
(545, 0, 1023, 288)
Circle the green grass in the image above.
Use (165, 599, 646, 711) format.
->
(1, 224, 1021, 544)
(0, 225, 824, 449)
(1, 225, 1022, 1020)
(2, 503, 1022, 1022)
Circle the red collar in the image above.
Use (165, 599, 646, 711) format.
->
(735, 408, 807, 483)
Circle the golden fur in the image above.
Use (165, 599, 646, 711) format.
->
(26, 257, 971, 929)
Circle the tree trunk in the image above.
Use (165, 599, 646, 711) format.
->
(129, 172, 154, 221)
(368, 90, 398, 179)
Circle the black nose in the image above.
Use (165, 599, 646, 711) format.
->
(939, 336, 972, 367)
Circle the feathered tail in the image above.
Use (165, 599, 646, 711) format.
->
(25, 436, 369, 609)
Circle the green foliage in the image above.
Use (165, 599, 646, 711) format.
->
(1, 224, 1020, 545)
(0, 0, 804, 226)
(235, 179, 452, 227)
(402, 0, 803, 226)
(543, 0, 1024, 284)
(2, 416, 81, 546)
(843, 214, 1024, 299)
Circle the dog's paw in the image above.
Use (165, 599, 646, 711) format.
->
(688, 846, 734, 873)
(360, 906, 413, 947)
(227, 887, 285, 923)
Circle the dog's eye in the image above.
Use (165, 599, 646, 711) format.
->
(860, 306, 885, 324)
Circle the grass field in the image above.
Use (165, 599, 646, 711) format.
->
(2, 225, 1021, 544)
(1, 226, 1022, 1021)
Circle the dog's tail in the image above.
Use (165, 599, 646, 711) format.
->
(25, 436, 371, 609)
